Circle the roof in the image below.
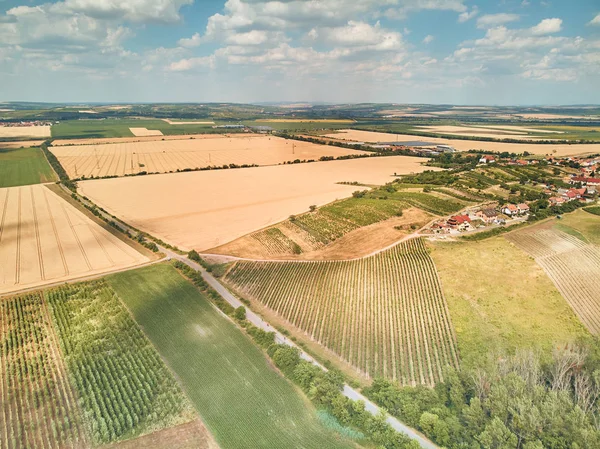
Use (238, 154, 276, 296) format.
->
(505, 204, 518, 211)
(572, 177, 600, 183)
(448, 214, 471, 224)
(479, 208, 498, 217)
(517, 203, 530, 210)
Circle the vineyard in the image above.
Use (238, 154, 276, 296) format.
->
(46, 281, 195, 445)
(0, 292, 87, 449)
(506, 227, 600, 334)
(225, 238, 459, 385)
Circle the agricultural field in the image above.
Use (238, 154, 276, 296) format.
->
(0, 147, 57, 187)
(51, 133, 239, 147)
(107, 264, 354, 449)
(412, 124, 565, 140)
(51, 119, 218, 139)
(50, 135, 368, 179)
(0, 140, 45, 149)
(506, 224, 600, 335)
(225, 238, 459, 386)
(129, 128, 163, 137)
(0, 126, 51, 139)
(324, 129, 600, 156)
(0, 184, 148, 295)
(0, 292, 87, 449)
(78, 156, 437, 251)
(46, 281, 197, 445)
(431, 237, 589, 368)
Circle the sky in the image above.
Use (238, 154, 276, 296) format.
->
(0, 0, 599, 105)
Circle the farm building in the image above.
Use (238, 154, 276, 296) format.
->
(478, 155, 496, 164)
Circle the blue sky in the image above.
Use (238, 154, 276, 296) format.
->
(0, 0, 599, 104)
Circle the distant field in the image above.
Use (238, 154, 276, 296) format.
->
(0, 125, 51, 138)
(0, 140, 45, 149)
(50, 135, 367, 178)
(325, 129, 600, 156)
(431, 237, 589, 368)
(225, 238, 459, 385)
(246, 120, 351, 131)
(51, 119, 219, 139)
(79, 156, 436, 251)
(0, 147, 56, 187)
(46, 281, 196, 445)
(506, 224, 600, 334)
(108, 264, 353, 449)
(0, 184, 148, 295)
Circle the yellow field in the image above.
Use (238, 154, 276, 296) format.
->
(413, 125, 560, 140)
(262, 119, 355, 123)
(0, 184, 148, 295)
(162, 119, 215, 125)
(325, 129, 600, 156)
(50, 135, 369, 178)
(0, 126, 51, 138)
(0, 140, 45, 149)
(52, 133, 234, 147)
(78, 156, 436, 251)
(129, 127, 163, 136)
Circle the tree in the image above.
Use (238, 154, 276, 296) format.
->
(234, 306, 246, 321)
(309, 204, 317, 212)
(272, 346, 301, 376)
(478, 417, 518, 449)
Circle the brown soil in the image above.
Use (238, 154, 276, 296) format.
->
(102, 420, 219, 449)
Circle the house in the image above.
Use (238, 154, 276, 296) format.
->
(570, 177, 600, 186)
(549, 196, 567, 206)
(517, 203, 530, 215)
(447, 215, 472, 231)
(479, 155, 496, 164)
(475, 208, 498, 223)
(502, 204, 519, 216)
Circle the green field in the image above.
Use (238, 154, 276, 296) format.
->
(51, 119, 226, 139)
(0, 147, 56, 187)
(107, 264, 354, 449)
(430, 237, 590, 367)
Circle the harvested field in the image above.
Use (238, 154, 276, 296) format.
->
(162, 119, 215, 125)
(78, 156, 436, 251)
(52, 133, 248, 147)
(413, 125, 556, 140)
(129, 127, 163, 137)
(506, 225, 600, 334)
(0, 126, 51, 138)
(51, 135, 368, 178)
(262, 119, 354, 123)
(225, 238, 459, 385)
(0, 184, 148, 295)
(0, 140, 45, 149)
(325, 129, 600, 156)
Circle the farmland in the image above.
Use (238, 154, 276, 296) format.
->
(431, 237, 589, 368)
(0, 184, 148, 295)
(0, 292, 87, 449)
(107, 263, 354, 449)
(506, 224, 600, 335)
(50, 135, 368, 178)
(51, 119, 218, 139)
(0, 126, 51, 139)
(78, 156, 436, 251)
(324, 129, 600, 156)
(0, 147, 57, 187)
(46, 281, 196, 445)
(225, 238, 459, 386)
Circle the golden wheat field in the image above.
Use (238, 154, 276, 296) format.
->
(50, 135, 368, 178)
(0, 184, 148, 295)
(325, 129, 600, 156)
(78, 156, 436, 251)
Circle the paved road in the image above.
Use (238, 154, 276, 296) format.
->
(160, 245, 439, 449)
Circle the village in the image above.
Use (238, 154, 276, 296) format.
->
(426, 153, 600, 235)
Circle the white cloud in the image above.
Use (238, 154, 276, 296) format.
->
(178, 33, 202, 48)
(531, 18, 562, 35)
(476, 13, 520, 29)
(168, 55, 215, 71)
(589, 14, 600, 26)
(318, 21, 403, 51)
(423, 34, 434, 44)
(64, 0, 192, 24)
(458, 6, 478, 23)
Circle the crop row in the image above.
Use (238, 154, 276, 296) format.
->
(251, 228, 301, 255)
(0, 293, 86, 449)
(390, 192, 464, 216)
(46, 281, 194, 445)
(225, 238, 459, 386)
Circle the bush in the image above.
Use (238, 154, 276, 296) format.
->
(234, 306, 246, 321)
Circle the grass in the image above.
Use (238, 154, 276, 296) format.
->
(107, 264, 354, 449)
(0, 147, 56, 187)
(556, 209, 600, 246)
(51, 119, 226, 139)
(430, 237, 590, 368)
(584, 206, 600, 216)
